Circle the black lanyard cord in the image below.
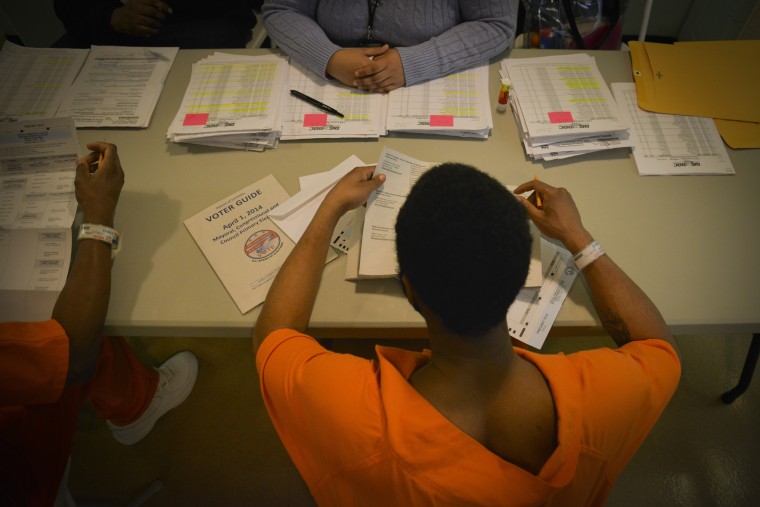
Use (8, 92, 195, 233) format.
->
(367, 0, 380, 41)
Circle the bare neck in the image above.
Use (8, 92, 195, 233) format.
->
(409, 318, 557, 475)
(412, 320, 519, 385)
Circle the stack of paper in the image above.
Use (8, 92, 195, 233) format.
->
(0, 42, 177, 128)
(501, 54, 631, 160)
(280, 62, 492, 140)
(280, 62, 386, 140)
(167, 53, 289, 151)
(385, 63, 493, 138)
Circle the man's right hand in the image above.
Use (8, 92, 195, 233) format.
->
(75, 143, 125, 228)
(515, 179, 679, 355)
(326, 46, 392, 88)
(322, 165, 385, 217)
(110, 0, 173, 37)
(513, 179, 594, 254)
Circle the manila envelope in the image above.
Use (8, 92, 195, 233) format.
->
(629, 41, 760, 148)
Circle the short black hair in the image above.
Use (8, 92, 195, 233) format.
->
(395, 163, 531, 336)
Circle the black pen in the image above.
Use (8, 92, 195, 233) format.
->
(290, 89, 345, 118)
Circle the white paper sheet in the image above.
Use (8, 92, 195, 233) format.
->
(611, 83, 735, 176)
(360, 148, 433, 277)
(525, 131, 633, 159)
(57, 46, 178, 127)
(268, 155, 366, 244)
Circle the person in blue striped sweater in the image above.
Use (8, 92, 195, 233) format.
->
(262, 0, 518, 92)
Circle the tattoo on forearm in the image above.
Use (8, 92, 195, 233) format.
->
(599, 309, 631, 343)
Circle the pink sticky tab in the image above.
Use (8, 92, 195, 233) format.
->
(548, 111, 574, 124)
(303, 114, 328, 127)
(429, 115, 454, 127)
(183, 113, 209, 126)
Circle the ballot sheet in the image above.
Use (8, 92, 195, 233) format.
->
(0, 229, 71, 291)
(0, 117, 80, 320)
(0, 117, 79, 229)
(507, 239, 578, 349)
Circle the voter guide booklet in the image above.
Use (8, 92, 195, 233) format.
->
(184, 175, 295, 314)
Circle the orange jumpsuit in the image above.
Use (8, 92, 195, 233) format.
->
(257, 329, 681, 506)
(0, 320, 158, 506)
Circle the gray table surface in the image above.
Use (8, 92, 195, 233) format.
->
(75, 48, 760, 339)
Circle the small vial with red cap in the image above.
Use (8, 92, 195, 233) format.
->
(497, 79, 511, 113)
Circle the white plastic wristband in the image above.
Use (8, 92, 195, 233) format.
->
(78, 223, 121, 257)
(573, 241, 605, 271)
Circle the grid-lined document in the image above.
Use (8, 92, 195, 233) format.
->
(168, 53, 288, 150)
(502, 54, 628, 153)
(386, 63, 492, 138)
(0, 42, 87, 122)
(612, 83, 734, 176)
(281, 62, 386, 139)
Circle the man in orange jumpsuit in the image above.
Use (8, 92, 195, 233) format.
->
(0, 143, 197, 506)
(254, 163, 681, 505)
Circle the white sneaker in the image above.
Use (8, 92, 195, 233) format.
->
(108, 351, 198, 445)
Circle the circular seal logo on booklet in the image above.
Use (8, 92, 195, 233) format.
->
(244, 230, 282, 261)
